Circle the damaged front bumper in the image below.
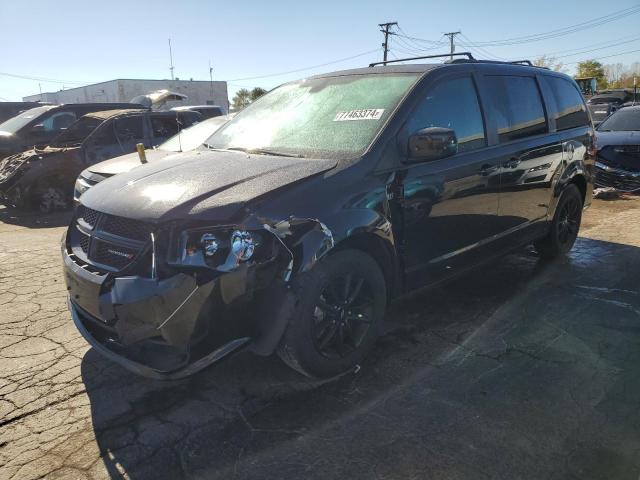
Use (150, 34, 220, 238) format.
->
(62, 212, 334, 379)
(595, 161, 640, 192)
(63, 248, 256, 379)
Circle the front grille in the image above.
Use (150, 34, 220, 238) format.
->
(102, 214, 151, 241)
(78, 230, 90, 254)
(78, 206, 100, 228)
(595, 166, 640, 192)
(69, 207, 151, 272)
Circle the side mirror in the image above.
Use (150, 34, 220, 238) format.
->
(31, 124, 45, 133)
(407, 127, 457, 162)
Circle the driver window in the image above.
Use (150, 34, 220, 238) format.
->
(407, 76, 486, 153)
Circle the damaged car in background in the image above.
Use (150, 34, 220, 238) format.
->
(0, 103, 143, 159)
(74, 115, 230, 200)
(595, 105, 640, 192)
(62, 56, 593, 379)
(0, 109, 200, 211)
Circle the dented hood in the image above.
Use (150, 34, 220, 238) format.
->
(79, 149, 337, 222)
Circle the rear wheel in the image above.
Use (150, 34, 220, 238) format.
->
(277, 249, 386, 378)
(534, 184, 583, 259)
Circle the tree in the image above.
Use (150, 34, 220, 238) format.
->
(232, 88, 252, 109)
(250, 87, 267, 102)
(575, 60, 606, 90)
(533, 55, 565, 72)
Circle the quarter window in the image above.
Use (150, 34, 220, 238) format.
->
(406, 76, 486, 153)
(488, 76, 547, 142)
(544, 76, 590, 131)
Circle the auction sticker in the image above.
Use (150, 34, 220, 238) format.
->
(334, 109, 385, 121)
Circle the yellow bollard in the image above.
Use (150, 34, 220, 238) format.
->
(136, 143, 148, 164)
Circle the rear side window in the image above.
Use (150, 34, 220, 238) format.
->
(114, 116, 144, 141)
(151, 116, 181, 138)
(544, 76, 590, 130)
(488, 76, 547, 142)
(406, 76, 486, 153)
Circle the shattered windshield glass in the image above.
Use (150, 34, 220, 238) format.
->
(0, 105, 56, 133)
(205, 73, 419, 159)
(51, 116, 103, 147)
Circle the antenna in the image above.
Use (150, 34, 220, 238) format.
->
(209, 60, 214, 100)
(168, 38, 175, 80)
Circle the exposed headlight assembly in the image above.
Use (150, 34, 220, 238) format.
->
(176, 227, 265, 272)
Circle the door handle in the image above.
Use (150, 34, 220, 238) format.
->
(479, 164, 498, 176)
(503, 158, 521, 169)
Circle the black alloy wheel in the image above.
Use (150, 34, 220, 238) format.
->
(312, 273, 374, 359)
(278, 249, 386, 378)
(534, 184, 583, 258)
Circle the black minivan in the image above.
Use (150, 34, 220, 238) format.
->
(62, 55, 594, 379)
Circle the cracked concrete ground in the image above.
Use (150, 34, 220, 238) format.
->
(1, 197, 639, 479)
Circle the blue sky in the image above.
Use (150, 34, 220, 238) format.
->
(1, 0, 639, 101)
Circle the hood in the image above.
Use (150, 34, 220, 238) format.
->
(79, 150, 337, 222)
(86, 149, 176, 176)
(596, 130, 640, 148)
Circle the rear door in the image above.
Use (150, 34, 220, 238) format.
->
(479, 74, 562, 241)
(397, 73, 502, 289)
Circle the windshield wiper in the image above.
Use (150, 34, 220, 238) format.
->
(225, 147, 304, 158)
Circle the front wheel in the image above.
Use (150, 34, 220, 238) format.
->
(277, 249, 387, 378)
(534, 184, 583, 259)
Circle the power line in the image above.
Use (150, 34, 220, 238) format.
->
(0, 71, 85, 85)
(461, 6, 640, 46)
(226, 49, 379, 82)
(398, 6, 640, 49)
(564, 47, 640, 65)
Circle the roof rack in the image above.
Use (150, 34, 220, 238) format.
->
(369, 52, 475, 67)
(448, 58, 546, 68)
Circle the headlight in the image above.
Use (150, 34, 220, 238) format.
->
(176, 227, 264, 271)
(73, 176, 92, 199)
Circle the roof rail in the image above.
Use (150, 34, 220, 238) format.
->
(448, 58, 546, 68)
(369, 52, 475, 67)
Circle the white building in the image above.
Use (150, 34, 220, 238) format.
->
(24, 78, 229, 112)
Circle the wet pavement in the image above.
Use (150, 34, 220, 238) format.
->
(1, 198, 639, 479)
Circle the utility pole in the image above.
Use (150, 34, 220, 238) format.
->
(168, 38, 175, 80)
(379, 22, 398, 63)
(444, 31, 461, 61)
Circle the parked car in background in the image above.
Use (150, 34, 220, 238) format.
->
(0, 103, 144, 159)
(0, 109, 201, 211)
(588, 102, 618, 127)
(0, 101, 53, 123)
(74, 115, 230, 200)
(171, 105, 225, 119)
(595, 105, 640, 192)
(62, 57, 593, 380)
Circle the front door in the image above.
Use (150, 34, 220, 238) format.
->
(396, 74, 502, 289)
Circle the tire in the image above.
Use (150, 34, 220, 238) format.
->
(37, 185, 70, 213)
(277, 249, 387, 378)
(534, 184, 583, 259)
